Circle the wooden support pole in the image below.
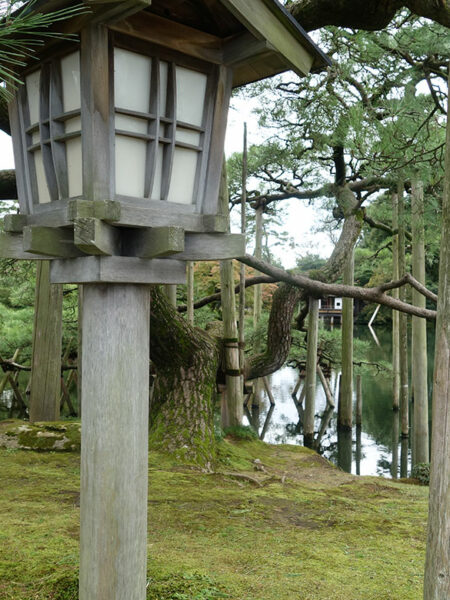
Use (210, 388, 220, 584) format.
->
(391, 189, 400, 411)
(424, 66, 450, 600)
(79, 284, 149, 600)
(304, 297, 319, 448)
(317, 363, 335, 409)
(29, 261, 63, 423)
(411, 178, 429, 466)
(239, 123, 247, 402)
(339, 248, 354, 430)
(219, 162, 243, 427)
(398, 182, 409, 438)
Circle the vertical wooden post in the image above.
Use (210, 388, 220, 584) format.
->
(164, 285, 177, 307)
(337, 427, 352, 474)
(239, 123, 247, 397)
(391, 410, 399, 479)
(424, 66, 450, 600)
(253, 205, 263, 342)
(398, 182, 409, 439)
(391, 189, 400, 411)
(79, 25, 148, 600)
(339, 249, 354, 430)
(356, 374, 362, 427)
(29, 260, 63, 422)
(411, 178, 429, 466)
(186, 262, 194, 326)
(219, 162, 243, 427)
(79, 284, 149, 600)
(304, 297, 319, 447)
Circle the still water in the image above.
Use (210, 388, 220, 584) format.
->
(243, 326, 435, 478)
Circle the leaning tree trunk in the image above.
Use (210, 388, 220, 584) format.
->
(423, 66, 450, 600)
(149, 286, 219, 466)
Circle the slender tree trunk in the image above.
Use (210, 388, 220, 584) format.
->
(29, 261, 63, 423)
(304, 297, 319, 447)
(339, 248, 354, 430)
(423, 67, 450, 600)
(411, 178, 429, 466)
(392, 190, 400, 411)
(398, 182, 409, 439)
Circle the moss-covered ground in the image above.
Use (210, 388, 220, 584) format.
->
(0, 422, 428, 600)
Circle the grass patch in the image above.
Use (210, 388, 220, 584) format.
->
(0, 429, 429, 600)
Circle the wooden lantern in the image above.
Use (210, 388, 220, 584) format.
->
(2, 0, 330, 284)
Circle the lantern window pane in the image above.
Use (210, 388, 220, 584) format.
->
(175, 128, 201, 146)
(167, 147, 198, 204)
(115, 114, 148, 135)
(34, 149, 51, 204)
(175, 66, 207, 127)
(114, 48, 151, 113)
(150, 143, 164, 201)
(61, 52, 81, 112)
(66, 137, 83, 197)
(115, 135, 146, 197)
(65, 116, 81, 134)
(26, 70, 41, 125)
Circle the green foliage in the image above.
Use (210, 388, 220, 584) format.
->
(411, 463, 430, 486)
(223, 425, 258, 441)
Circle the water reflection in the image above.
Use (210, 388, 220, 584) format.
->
(243, 365, 412, 478)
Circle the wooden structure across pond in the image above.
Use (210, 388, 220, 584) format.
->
(0, 1, 330, 598)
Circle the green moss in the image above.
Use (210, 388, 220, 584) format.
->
(0, 420, 81, 452)
(0, 438, 429, 600)
(223, 425, 258, 441)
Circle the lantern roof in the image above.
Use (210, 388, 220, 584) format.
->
(20, 0, 331, 85)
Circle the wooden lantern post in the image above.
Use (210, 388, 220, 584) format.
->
(1, 2, 330, 598)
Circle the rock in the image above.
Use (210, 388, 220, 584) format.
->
(0, 419, 81, 452)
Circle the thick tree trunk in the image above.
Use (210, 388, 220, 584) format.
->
(339, 248, 354, 430)
(423, 67, 450, 600)
(149, 286, 219, 465)
(411, 178, 429, 466)
(29, 261, 63, 423)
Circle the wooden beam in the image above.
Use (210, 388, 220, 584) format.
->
(3, 214, 28, 233)
(87, 0, 151, 25)
(123, 226, 185, 258)
(171, 233, 245, 261)
(50, 256, 187, 284)
(223, 31, 274, 66)
(68, 199, 121, 222)
(74, 218, 121, 256)
(110, 11, 223, 65)
(23, 226, 83, 258)
(0, 232, 58, 260)
(220, 0, 314, 76)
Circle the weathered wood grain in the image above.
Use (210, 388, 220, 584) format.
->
(123, 226, 185, 258)
(79, 283, 150, 600)
(3, 214, 28, 233)
(23, 225, 83, 258)
(0, 232, 57, 259)
(29, 261, 63, 422)
(171, 233, 245, 261)
(50, 256, 187, 284)
(74, 217, 121, 255)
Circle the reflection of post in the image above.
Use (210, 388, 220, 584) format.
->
(80, 284, 149, 600)
(356, 375, 362, 427)
(317, 364, 335, 408)
(400, 436, 409, 479)
(391, 410, 399, 479)
(304, 297, 319, 448)
(260, 405, 275, 441)
(314, 406, 334, 450)
(355, 425, 362, 476)
(337, 428, 352, 474)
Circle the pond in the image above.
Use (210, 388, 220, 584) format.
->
(243, 324, 435, 478)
